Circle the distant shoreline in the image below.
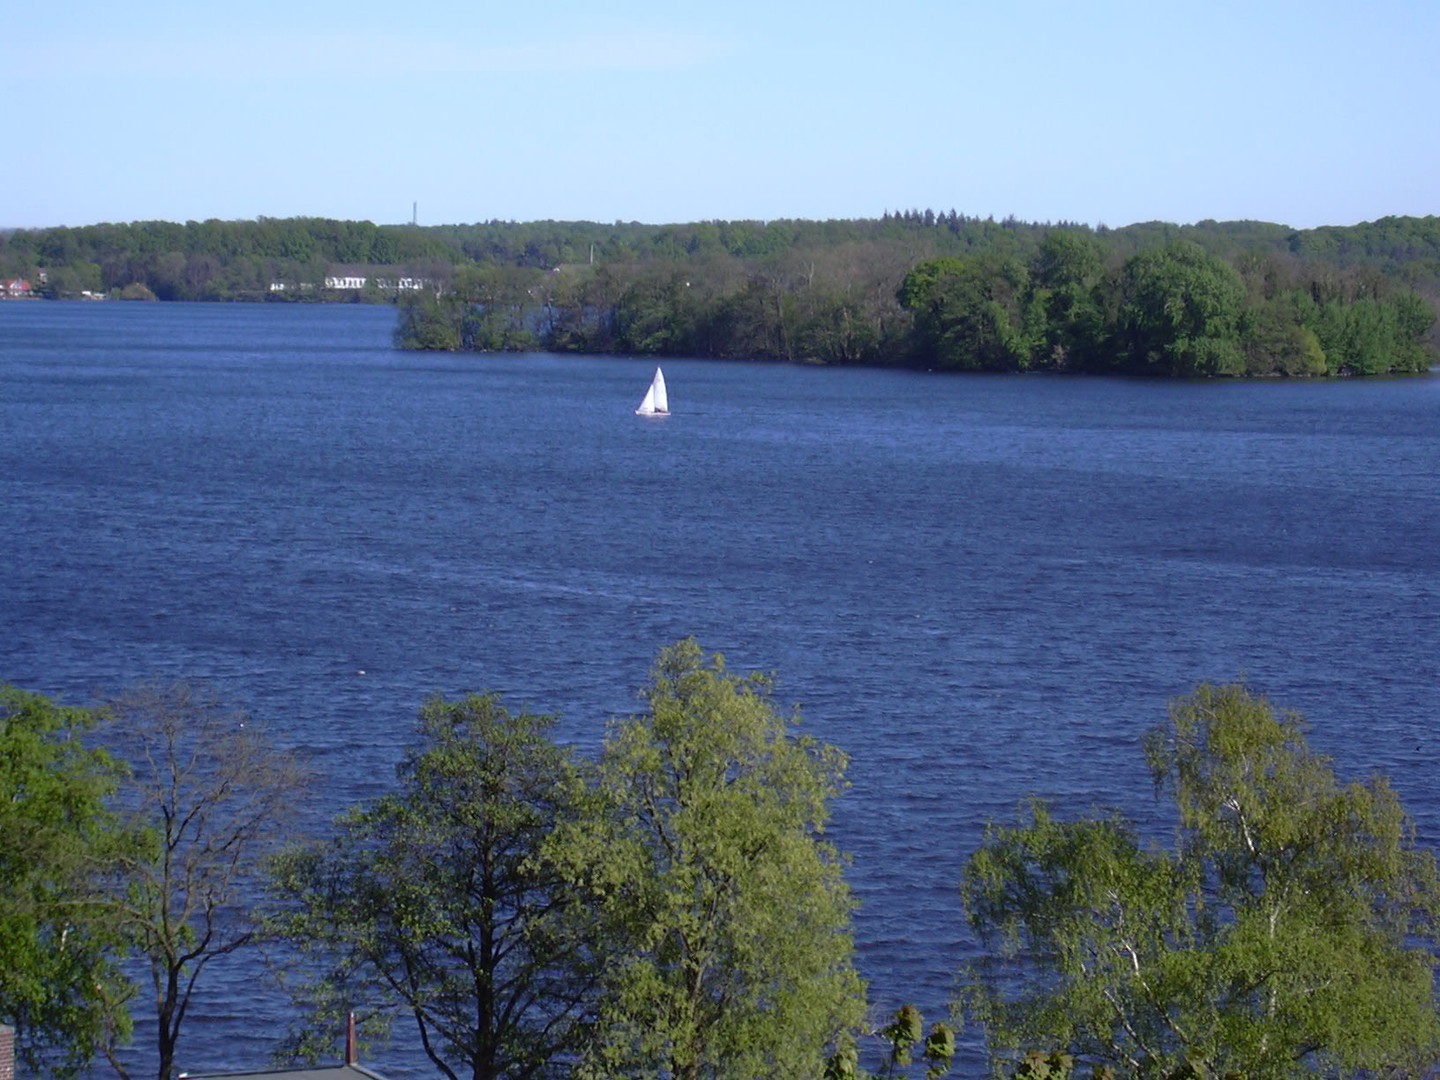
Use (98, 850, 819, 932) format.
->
(5, 215, 1437, 376)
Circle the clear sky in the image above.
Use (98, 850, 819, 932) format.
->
(7, 0, 1439, 231)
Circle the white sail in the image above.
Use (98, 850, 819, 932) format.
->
(635, 367, 669, 416)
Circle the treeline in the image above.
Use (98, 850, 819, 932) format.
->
(7, 211, 1440, 296)
(11, 211, 1440, 282)
(0, 217, 459, 301)
(898, 235, 1436, 376)
(4, 213, 1439, 374)
(397, 231, 1435, 376)
(6, 650, 1440, 1079)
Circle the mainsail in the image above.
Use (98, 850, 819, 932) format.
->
(635, 367, 669, 416)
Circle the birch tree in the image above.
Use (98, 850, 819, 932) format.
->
(962, 684, 1440, 1078)
(0, 687, 135, 1077)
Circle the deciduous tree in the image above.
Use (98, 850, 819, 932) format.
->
(100, 682, 306, 1080)
(0, 687, 135, 1078)
(961, 684, 1440, 1078)
(550, 639, 866, 1079)
(899, 255, 1036, 371)
(1113, 243, 1246, 375)
(266, 695, 594, 1080)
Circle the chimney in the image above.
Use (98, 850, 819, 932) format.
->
(345, 1012, 357, 1066)
(0, 1023, 15, 1080)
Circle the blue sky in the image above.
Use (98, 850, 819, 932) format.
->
(7, 0, 1439, 230)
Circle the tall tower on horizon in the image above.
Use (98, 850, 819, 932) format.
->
(412, 201, 417, 226)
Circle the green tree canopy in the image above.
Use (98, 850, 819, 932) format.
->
(1032, 231, 1105, 293)
(1031, 231, 1107, 369)
(549, 639, 866, 1079)
(393, 290, 465, 350)
(1113, 242, 1247, 375)
(961, 684, 1440, 1078)
(0, 687, 134, 1078)
(5, 213, 1438, 374)
(898, 255, 1036, 370)
(266, 694, 593, 1080)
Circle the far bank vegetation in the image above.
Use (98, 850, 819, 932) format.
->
(4, 213, 1439, 375)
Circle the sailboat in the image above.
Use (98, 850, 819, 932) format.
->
(635, 367, 669, 417)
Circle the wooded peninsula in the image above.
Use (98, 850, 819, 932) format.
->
(4, 213, 1439, 376)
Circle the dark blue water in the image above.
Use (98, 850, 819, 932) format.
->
(3, 302, 1438, 1076)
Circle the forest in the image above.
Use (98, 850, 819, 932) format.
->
(4, 213, 1440, 375)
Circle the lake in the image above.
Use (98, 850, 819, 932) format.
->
(2, 300, 1437, 1075)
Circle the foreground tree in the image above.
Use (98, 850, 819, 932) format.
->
(0, 687, 134, 1077)
(550, 639, 866, 1079)
(266, 695, 594, 1080)
(962, 684, 1440, 1077)
(100, 683, 307, 1080)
